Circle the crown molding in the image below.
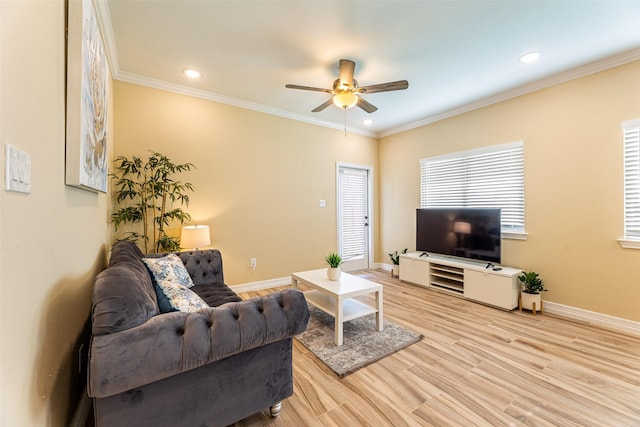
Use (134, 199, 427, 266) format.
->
(380, 47, 640, 138)
(93, 0, 640, 140)
(93, 0, 119, 78)
(114, 72, 377, 138)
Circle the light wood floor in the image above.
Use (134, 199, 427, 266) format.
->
(236, 269, 640, 427)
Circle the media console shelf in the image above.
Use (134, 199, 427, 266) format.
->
(399, 253, 522, 310)
(429, 263, 464, 293)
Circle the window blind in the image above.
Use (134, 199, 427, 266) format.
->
(420, 142, 525, 234)
(623, 120, 640, 240)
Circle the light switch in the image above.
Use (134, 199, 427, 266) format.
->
(319, 199, 326, 208)
(5, 144, 31, 194)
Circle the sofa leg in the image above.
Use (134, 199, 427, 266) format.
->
(269, 402, 282, 418)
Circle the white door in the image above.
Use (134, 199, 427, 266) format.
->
(337, 164, 371, 271)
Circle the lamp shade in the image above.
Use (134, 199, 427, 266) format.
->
(180, 225, 211, 250)
(332, 92, 358, 109)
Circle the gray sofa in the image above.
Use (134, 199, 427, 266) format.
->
(88, 240, 309, 427)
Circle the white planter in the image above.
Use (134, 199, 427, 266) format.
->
(327, 267, 341, 281)
(520, 291, 542, 311)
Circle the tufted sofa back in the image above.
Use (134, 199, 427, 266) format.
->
(146, 249, 225, 286)
(92, 241, 231, 336)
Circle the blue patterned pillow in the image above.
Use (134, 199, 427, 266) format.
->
(143, 255, 207, 312)
(142, 254, 195, 288)
(154, 280, 208, 312)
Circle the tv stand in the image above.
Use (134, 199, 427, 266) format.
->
(399, 253, 521, 310)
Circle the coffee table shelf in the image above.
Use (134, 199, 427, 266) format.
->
(291, 268, 383, 346)
(304, 290, 378, 322)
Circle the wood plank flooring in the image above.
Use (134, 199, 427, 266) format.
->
(236, 269, 640, 427)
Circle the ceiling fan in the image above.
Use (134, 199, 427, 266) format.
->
(285, 59, 409, 113)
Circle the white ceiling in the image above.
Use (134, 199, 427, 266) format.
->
(98, 0, 640, 137)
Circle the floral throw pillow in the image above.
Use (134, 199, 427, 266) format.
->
(143, 254, 195, 289)
(143, 255, 207, 312)
(154, 280, 208, 312)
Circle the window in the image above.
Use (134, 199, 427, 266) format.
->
(622, 119, 640, 248)
(420, 141, 525, 238)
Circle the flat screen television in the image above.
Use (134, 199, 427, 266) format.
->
(416, 208, 502, 264)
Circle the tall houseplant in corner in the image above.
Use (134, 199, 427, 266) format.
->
(111, 151, 195, 253)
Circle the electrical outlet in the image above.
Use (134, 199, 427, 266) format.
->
(250, 258, 257, 268)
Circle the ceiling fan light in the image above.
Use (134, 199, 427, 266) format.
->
(332, 92, 358, 109)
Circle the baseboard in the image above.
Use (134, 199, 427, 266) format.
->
(70, 386, 91, 427)
(231, 276, 291, 293)
(373, 262, 393, 272)
(233, 268, 640, 338)
(544, 301, 640, 337)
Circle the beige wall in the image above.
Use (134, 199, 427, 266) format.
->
(113, 81, 379, 285)
(1, 1, 111, 425)
(379, 61, 640, 322)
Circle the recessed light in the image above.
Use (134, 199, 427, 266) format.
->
(363, 119, 373, 125)
(182, 68, 202, 79)
(520, 51, 541, 64)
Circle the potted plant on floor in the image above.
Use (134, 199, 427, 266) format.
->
(518, 271, 547, 314)
(325, 252, 342, 281)
(388, 248, 408, 278)
(111, 151, 195, 253)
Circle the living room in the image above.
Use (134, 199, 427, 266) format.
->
(1, 1, 639, 426)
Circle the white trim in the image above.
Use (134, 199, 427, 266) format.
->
(114, 72, 378, 138)
(618, 238, 640, 249)
(232, 273, 640, 337)
(93, 3, 640, 140)
(93, 0, 119, 77)
(503, 231, 528, 241)
(230, 276, 291, 293)
(544, 301, 640, 337)
(381, 47, 640, 138)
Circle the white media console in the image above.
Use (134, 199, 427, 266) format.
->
(399, 252, 522, 310)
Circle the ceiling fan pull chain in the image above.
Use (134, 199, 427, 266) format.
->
(344, 108, 347, 137)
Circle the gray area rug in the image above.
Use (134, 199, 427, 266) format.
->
(295, 305, 423, 377)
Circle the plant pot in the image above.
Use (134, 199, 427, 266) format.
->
(391, 265, 399, 278)
(327, 267, 341, 281)
(520, 291, 542, 313)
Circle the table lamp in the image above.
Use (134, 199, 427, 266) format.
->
(180, 225, 211, 250)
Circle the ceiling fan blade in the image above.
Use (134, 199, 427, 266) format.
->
(311, 98, 334, 113)
(338, 59, 355, 88)
(359, 80, 409, 94)
(285, 84, 333, 93)
(356, 96, 378, 113)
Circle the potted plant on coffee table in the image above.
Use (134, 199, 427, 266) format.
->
(325, 252, 342, 281)
(518, 271, 547, 315)
(388, 248, 408, 278)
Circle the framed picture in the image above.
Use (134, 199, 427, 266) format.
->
(65, 0, 108, 193)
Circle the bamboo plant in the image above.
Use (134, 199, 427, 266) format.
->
(111, 151, 195, 253)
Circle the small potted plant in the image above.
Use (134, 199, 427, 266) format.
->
(518, 271, 547, 314)
(325, 252, 342, 281)
(388, 248, 408, 278)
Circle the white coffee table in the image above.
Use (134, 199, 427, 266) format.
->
(291, 269, 383, 346)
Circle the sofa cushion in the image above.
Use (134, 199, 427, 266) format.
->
(155, 280, 209, 312)
(142, 254, 195, 289)
(191, 283, 242, 307)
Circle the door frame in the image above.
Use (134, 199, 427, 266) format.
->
(336, 162, 374, 271)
